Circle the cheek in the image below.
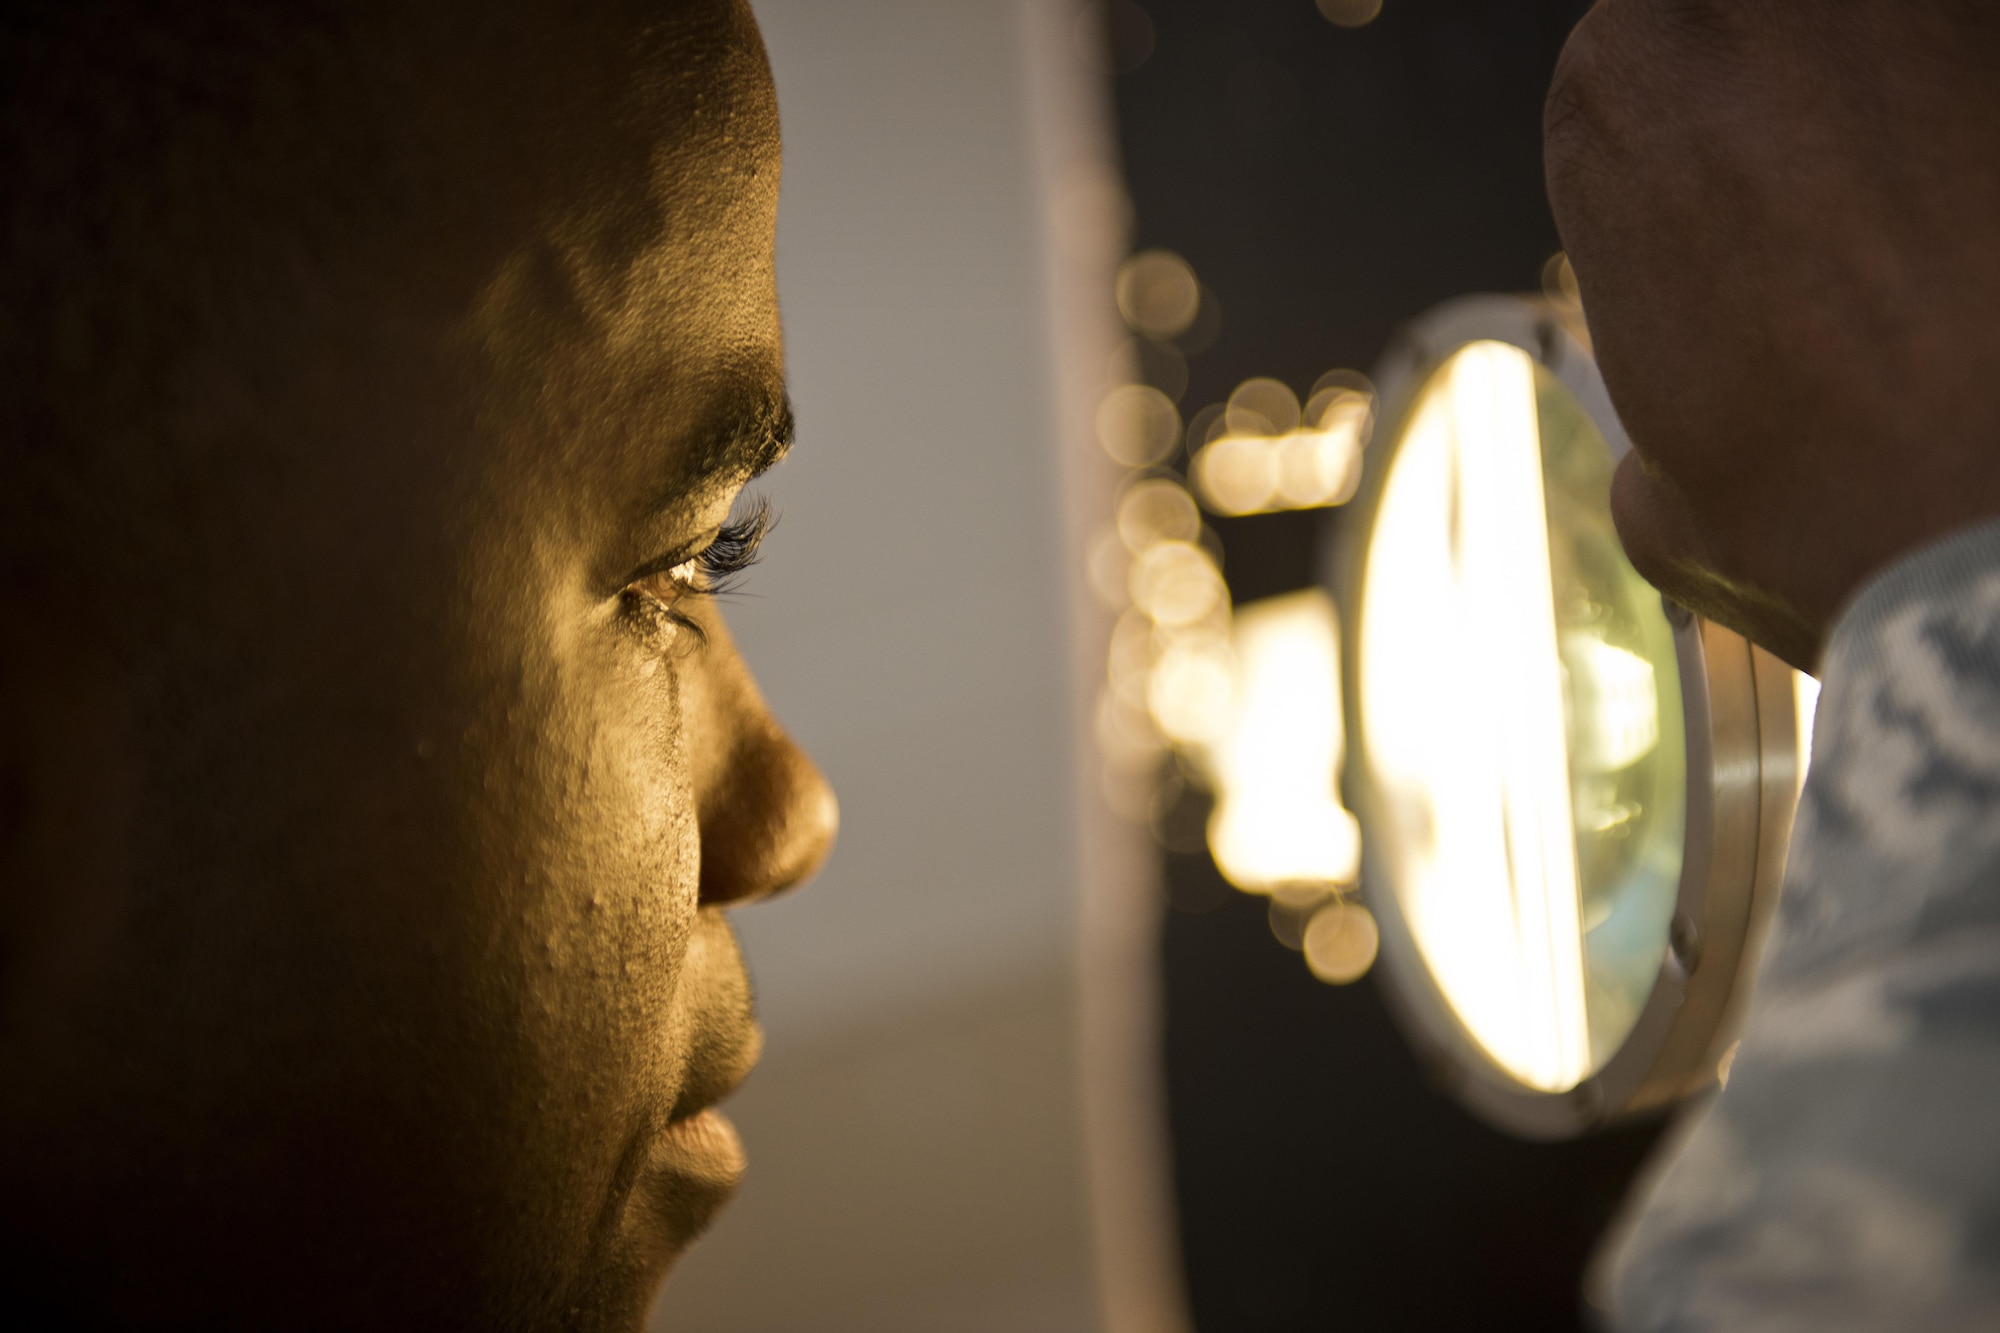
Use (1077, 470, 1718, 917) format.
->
(615, 651, 701, 954)
(552, 636, 703, 1036)
(463, 615, 706, 1113)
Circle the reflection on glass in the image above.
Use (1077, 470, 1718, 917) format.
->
(1356, 341, 1686, 1092)
(1540, 361, 1687, 1073)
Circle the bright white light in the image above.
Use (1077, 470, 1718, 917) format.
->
(1149, 637, 1236, 747)
(1796, 671, 1821, 789)
(1358, 342, 1592, 1092)
(1564, 632, 1660, 774)
(1205, 590, 1361, 892)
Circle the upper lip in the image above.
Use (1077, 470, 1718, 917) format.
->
(667, 1019, 763, 1124)
(662, 909, 764, 1124)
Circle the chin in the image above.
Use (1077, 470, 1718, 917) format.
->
(583, 1097, 749, 1327)
(568, 1119, 742, 1332)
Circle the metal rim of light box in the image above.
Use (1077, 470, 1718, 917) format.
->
(1328, 294, 1802, 1141)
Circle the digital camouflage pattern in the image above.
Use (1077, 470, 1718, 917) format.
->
(1600, 521, 2000, 1332)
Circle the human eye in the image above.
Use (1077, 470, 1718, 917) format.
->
(621, 497, 772, 641)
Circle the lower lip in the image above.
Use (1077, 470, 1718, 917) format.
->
(658, 1107, 747, 1183)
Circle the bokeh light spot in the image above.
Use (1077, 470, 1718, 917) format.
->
(1117, 476, 1203, 551)
(1190, 375, 1373, 516)
(1149, 639, 1236, 746)
(1315, 0, 1383, 29)
(1226, 376, 1301, 437)
(1096, 382, 1183, 467)
(1129, 540, 1227, 627)
(1087, 526, 1133, 609)
(1115, 249, 1202, 340)
(1304, 903, 1380, 984)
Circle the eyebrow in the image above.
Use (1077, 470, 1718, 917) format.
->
(681, 386, 795, 492)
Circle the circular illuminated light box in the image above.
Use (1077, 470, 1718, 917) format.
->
(1330, 295, 1807, 1140)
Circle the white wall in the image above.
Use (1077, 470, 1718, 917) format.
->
(652, 4, 1160, 1330)
(709, 0, 1080, 1049)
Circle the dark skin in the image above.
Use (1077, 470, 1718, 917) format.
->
(0, 2, 833, 1329)
(1545, 0, 2000, 671)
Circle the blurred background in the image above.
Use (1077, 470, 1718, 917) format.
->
(658, 2, 1665, 1331)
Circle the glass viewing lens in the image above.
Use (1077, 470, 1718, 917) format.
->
(1356, 341, 1685, 1092)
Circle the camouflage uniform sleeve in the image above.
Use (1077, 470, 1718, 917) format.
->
(1598, 519, 2000, 1333)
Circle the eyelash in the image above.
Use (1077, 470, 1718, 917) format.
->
(625, 498, 772, 642)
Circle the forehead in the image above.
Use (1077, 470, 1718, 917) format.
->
(0, 0, 787, 629)
(430, 2, 787, 435)
(525, 0, 782, 311)
(462, 0, 787, 495)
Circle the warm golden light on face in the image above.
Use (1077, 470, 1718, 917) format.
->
(1206, 590, 1361, 894)
(1356, 341, 1687, 1092)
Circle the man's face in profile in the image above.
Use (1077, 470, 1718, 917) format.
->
(0, 2, 833, 1328)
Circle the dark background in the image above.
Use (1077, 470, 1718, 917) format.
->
(1104, 2, 1676, 1329)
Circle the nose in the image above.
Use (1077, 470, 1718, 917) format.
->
(698, 718, 837, 906)
(685, 611, 838, 907)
